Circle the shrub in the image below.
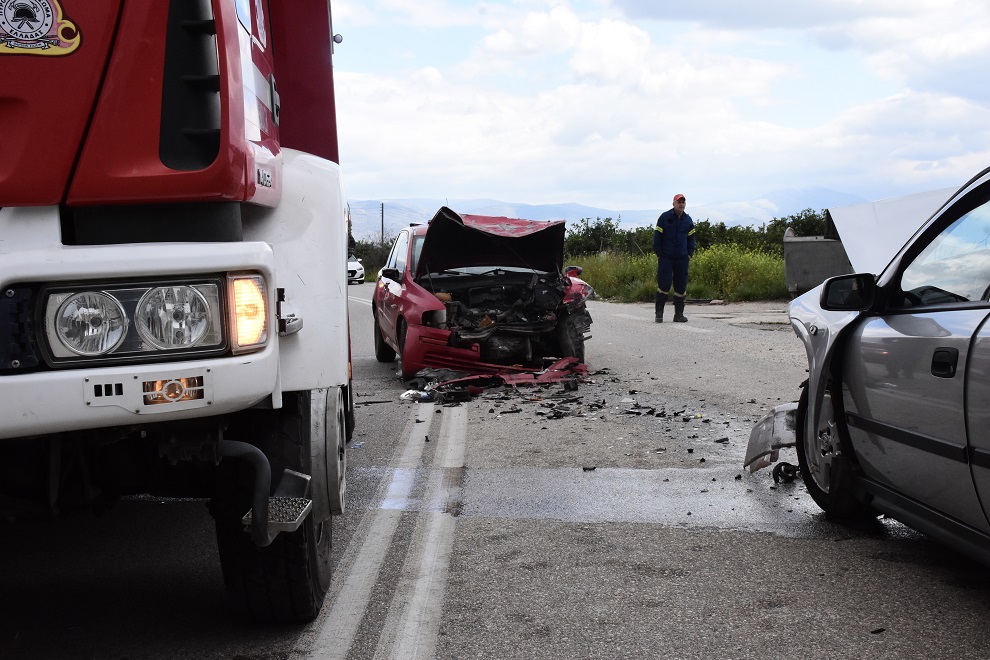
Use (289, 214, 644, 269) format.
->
(568, 244, 787, 302)
(689, 244, 787, 300)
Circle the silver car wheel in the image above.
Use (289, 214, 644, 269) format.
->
(804, 391, 836, 495)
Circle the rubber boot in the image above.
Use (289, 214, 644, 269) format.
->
(673, 299, 687, 323)
(655, 292, 667, 323)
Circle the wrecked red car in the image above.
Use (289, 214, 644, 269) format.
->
(372, 207, 594, 380)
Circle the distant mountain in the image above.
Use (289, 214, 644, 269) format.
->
(346, 187, 870, 242)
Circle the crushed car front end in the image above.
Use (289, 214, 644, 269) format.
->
(399, 207, 595, 378)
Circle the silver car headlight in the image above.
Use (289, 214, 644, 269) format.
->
(43, 278, 232, 365)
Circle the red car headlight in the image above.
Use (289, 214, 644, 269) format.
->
(422, 309, 447, 328)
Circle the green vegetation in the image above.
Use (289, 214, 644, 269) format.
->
(350, 231, 395, 282)
(351, 209, 826, 300)
(563, 209, 825, 302)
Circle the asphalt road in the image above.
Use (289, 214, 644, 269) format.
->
(2, 288, 990, 659)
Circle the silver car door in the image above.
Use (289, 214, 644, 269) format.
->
(841, 308, 990, 532)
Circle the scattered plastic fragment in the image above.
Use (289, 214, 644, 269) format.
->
(401, 390, 436, 402)
(772, 462, 799, 484)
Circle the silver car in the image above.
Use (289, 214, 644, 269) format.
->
(746, 166, 990, 565)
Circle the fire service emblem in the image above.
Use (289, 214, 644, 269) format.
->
(0, 0, 79, 55)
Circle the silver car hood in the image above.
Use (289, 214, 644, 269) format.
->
(826, 187, 956, 275)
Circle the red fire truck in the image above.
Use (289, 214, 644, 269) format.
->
(0, 0, 352, 622)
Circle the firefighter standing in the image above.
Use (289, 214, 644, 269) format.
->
(653, 193, 695, 323)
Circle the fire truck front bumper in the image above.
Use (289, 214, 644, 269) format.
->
(0, 351, 279, 440)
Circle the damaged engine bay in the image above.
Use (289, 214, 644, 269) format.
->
(419, 269, 593, 365)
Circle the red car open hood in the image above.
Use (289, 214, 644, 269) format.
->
(415, 207, 566, 278)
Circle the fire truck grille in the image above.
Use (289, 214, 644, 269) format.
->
(0, 287, 40, 373)
(160, 0, 221, 171)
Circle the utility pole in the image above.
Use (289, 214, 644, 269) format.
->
(381, 202, 384, 248)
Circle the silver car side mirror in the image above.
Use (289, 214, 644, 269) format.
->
(820, 273, 876, 311)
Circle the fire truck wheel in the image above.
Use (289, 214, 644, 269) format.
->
(212, 391, 332, 623)
(327, 386, 347, 515)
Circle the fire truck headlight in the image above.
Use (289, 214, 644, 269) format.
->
(230, 275, 268, 352)
(135, 285, 212, 350)
(42, 279, 226, 364)
(54, 292, 128, 356)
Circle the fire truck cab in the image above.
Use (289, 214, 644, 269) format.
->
(0, 0, 352, 622)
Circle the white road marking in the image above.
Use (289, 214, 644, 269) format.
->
(374, 406, 466, 660)
(348, 296, 373, 306)
(306, 404, 435, 659)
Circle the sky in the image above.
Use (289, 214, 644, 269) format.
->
(330, 0, 990, 213)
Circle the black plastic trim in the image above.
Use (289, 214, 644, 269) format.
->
(970, 447, 990, 470)
(0, 287, 40, 374)
(65, 202, 242, 245)
(861, 476, 990, 566)
(160, 0, 221, 170)
(846, 412, 968, 463)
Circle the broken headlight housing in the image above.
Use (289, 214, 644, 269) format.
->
(41, 274, 268, 366)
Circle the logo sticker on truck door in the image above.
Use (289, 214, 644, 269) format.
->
(0, 0, 79, 55)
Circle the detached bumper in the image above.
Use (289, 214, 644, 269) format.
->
(743, 402, 798, 473)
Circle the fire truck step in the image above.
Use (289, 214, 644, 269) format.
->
(241, 497, 313, 533)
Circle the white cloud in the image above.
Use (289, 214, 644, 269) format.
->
(331, 0, 380, 26)
(482, 6, 583, 54)
(332, 0, 990, 213)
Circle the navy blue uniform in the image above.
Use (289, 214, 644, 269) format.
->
(653, 208, 695, 297)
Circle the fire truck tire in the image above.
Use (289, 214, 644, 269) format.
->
(212, 391, 332, 623)
(327, 386, 347, 515)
